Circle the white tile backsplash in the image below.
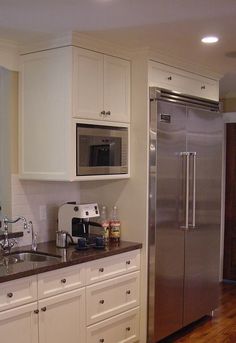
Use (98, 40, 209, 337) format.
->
(11, 174, 80, 246)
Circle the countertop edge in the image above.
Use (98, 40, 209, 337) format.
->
(0, 240, 142, 283)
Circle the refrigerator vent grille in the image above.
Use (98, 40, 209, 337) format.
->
(151, 88, 219, 112)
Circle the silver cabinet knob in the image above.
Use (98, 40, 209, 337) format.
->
(41, 307, 47, 312)
(99, 299, 105, 304)
(7, 292, 13, 298)
(61, 278, 67, 284)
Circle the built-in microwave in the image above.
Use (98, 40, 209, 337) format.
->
(76, 123, 129, 176)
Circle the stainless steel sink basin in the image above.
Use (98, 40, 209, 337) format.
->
(8, 252, 61, 263)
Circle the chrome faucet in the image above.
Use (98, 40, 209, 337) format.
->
(0, 216, 30, 254)
(28, 220, 37, 251)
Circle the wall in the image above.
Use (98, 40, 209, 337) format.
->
(0, 67, 18, 218)
(11, 174, 80, 246)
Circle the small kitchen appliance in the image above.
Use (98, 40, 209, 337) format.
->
(58, 202, 101, 243)
(76, 123, 129, 176)
(56, 230, 74, 248)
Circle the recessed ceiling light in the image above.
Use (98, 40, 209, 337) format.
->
(201, 36, 219, 44)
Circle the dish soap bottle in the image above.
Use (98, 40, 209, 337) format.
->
(110, 206, 121, 242)
(100, 206, 110, 245)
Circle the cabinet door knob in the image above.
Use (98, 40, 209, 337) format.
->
(167, 76, 172, 80)
(201, 85, 206, 90)
(7, 292, 13, 298)
(105, 111, 111, 116)
(126, 327, 131, 331)
(99, 267, 104, 272)
(41, 307, 47, 312)
(99, 339, 105, 343)
(126, 290, 131, 295)
(99, 299, 105, 304)
(100, 110, 106, 116)
(61, 278, 67, 284)
(34, 309, 39, 314)
(126, 260, 131, 265)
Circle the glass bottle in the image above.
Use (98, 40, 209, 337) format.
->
(100, 206, 109, 244)
(109, 206, 121, 242)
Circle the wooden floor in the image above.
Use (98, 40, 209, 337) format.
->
(160, 282, 236, 343)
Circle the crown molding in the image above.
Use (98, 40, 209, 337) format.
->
(20, 31, 132, 60)
(0, 39, 19, 71)
(148, 48, 222, 81)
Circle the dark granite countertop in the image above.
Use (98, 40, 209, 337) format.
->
(0, 240, 142, 283)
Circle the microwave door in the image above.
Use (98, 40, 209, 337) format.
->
(89, 144, 111, 167)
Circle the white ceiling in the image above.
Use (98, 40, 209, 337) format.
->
(1, 0, 236, 96)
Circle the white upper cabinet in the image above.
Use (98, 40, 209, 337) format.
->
(149, 61, 219, 101)
(73, 48, 130, 122)
(19, 46, 131, 180)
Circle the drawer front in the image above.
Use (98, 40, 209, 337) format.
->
(86, 250, 140, 285)
(38, 264, 86, 299)
(86, 307, 140, 343)
(0, 276, 37, 312)
(86, 271, 140, 325)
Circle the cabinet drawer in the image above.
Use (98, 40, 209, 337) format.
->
(38, 264, 86, 299)
(86, 271, 140, 325)
(86, 307, 140, 343)
(0, 276, 37, 312)
(86, 250, 140, 285)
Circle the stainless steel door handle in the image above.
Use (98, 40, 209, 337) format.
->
(180, 152, 190, 230)
(190, 152, 196, 228)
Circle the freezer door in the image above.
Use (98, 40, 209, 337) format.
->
(184, 108, 223, 326)
(148, 98, 187, 342)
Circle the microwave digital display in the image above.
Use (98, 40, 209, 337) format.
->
(76, 124, 128, 176)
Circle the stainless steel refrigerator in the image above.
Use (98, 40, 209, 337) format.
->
(148, 87, 223, 342)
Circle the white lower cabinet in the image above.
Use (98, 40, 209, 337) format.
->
(0, 250, 141, 343)
(87, 307, 140, 343)
(0, 302, 38, 343)
(38, 288, 86, 343)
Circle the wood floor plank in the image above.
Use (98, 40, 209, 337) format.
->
(159, 282, 236, 342)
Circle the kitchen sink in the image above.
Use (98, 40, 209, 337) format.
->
(6, 252, 61, 263)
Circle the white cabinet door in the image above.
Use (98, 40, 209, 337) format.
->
(103, 55, 130, 123)
(73, 48, 104, 120)
(73, 49, 130, 123)
(19, 47, 72, 180)
(149, 61, 219, 101)
(0, 302, 38, 343)
(38, 288, 86, 343)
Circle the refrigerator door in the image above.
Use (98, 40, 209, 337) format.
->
(184, 107, 223, 325)
(148, 97, 187, 342)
